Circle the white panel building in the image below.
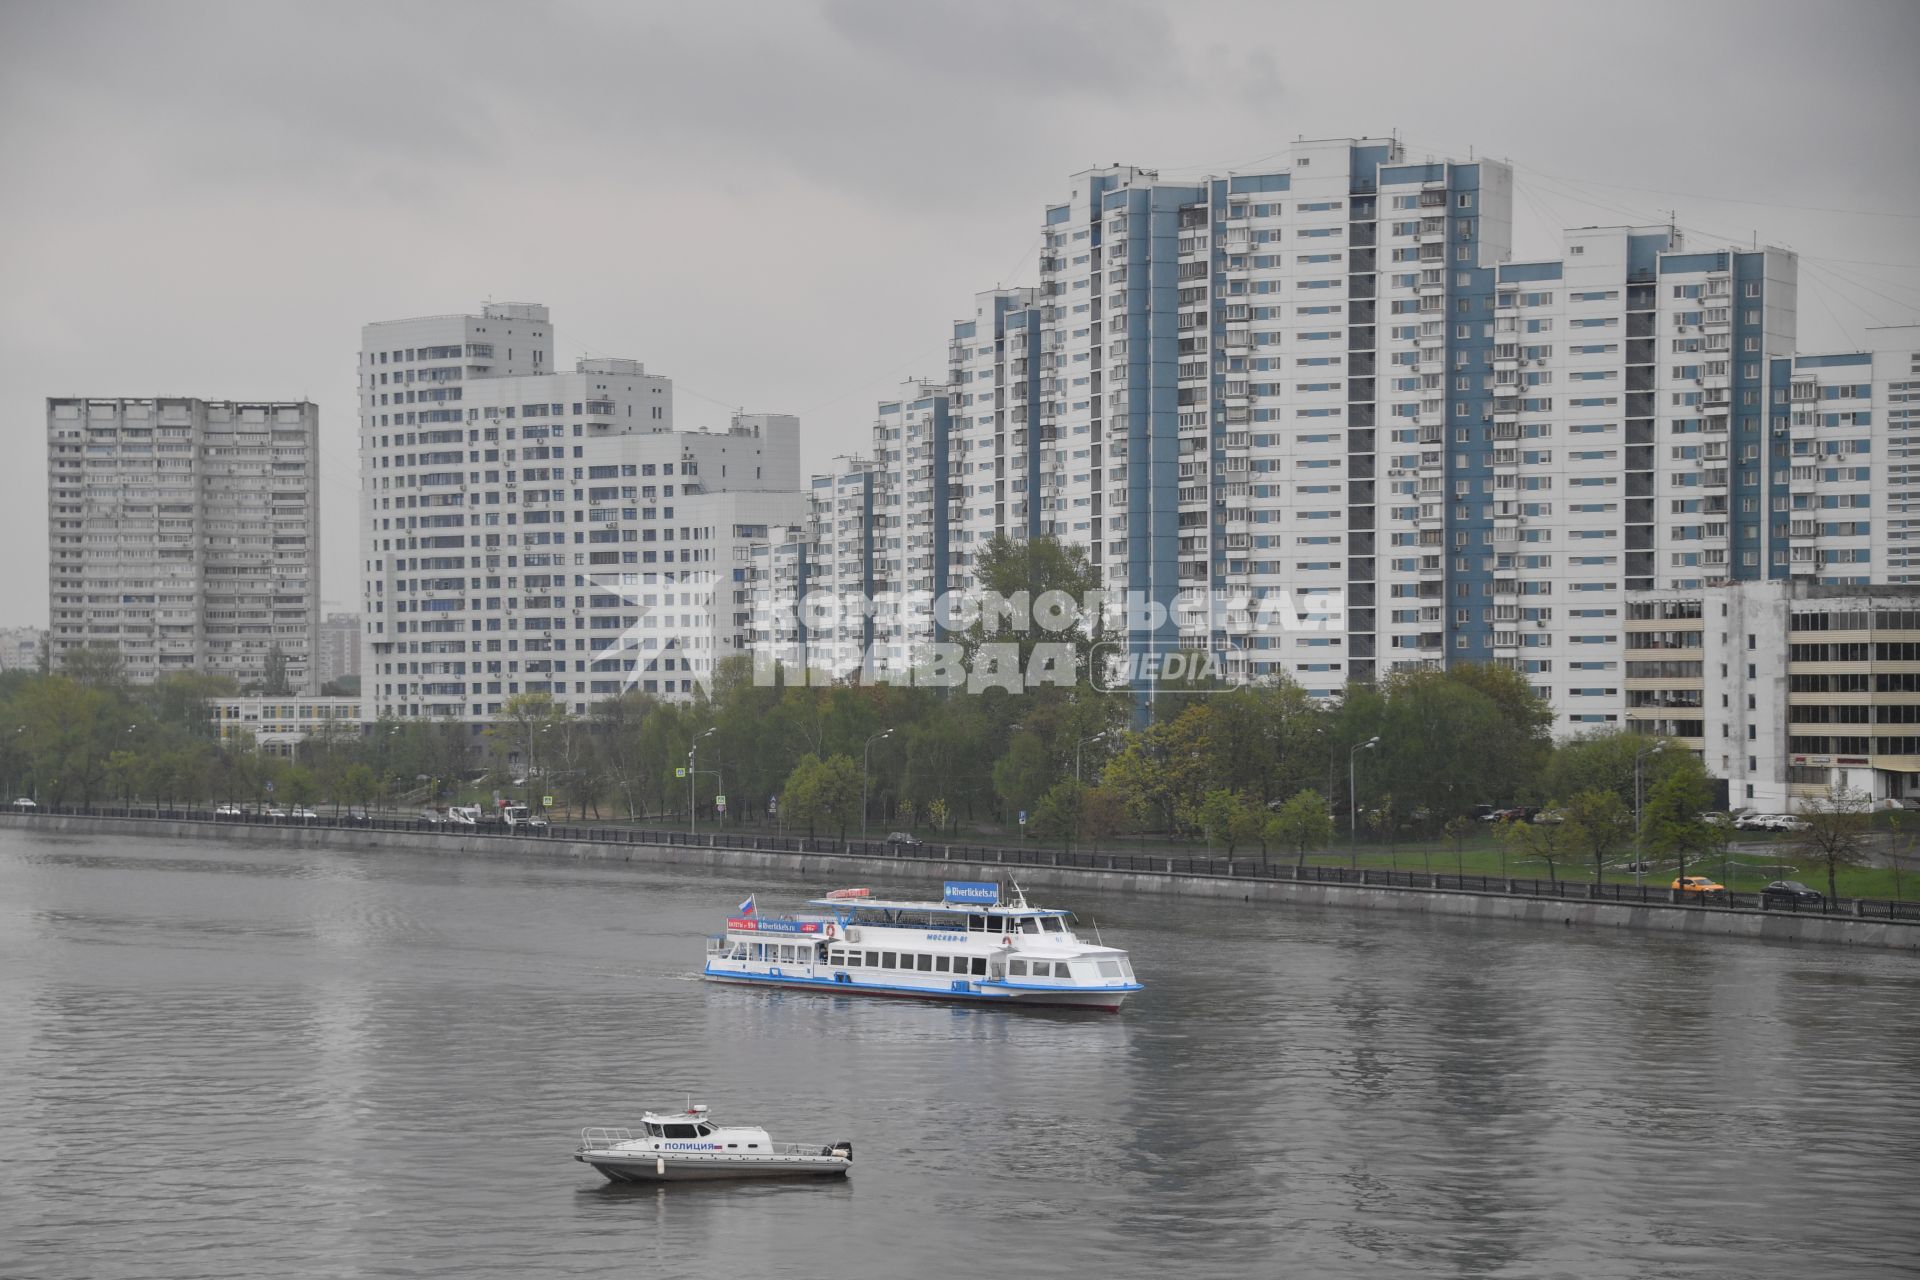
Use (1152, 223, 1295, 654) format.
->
(47, 396, 320, 690)
(358, 303, 803, 718)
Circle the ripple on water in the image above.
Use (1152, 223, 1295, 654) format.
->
(0, 828, 1915, 1279)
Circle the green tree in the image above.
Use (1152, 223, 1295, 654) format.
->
(1793, 783, 1871, 909)
(1563, 788, 1632, 885)
(1442, 815, 1474, 878)
(780, 753, 860, 839)
(992, 731, 1051, 826)
(282, 765, 318, 811)
(1079, 786, 1127, 852)
(1644, 760, 1716, 889)
(1268, 789, 1334, 868)
(1364, 792, 1398, 869)
(926, 797, 952, 837)
(1499, 812, 1570, 884)
(1031, 779, 1085, 849)
(1189, 788, 1245, 854)
(341, 763, 377, 813)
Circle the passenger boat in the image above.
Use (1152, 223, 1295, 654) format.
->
(702, 881, 1143, 1011)
(575, 1103, 852, 1182)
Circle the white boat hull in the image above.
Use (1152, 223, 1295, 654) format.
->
(577, 1150, 850, 1183)
(703, 967, 1136, 1012)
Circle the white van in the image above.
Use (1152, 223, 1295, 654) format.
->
(447, 806, 481, 827)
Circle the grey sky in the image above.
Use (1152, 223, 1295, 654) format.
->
(3, 0, 1916, 627)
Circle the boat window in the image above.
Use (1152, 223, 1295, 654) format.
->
(848, 951, 864, 967)
(967, 914, 986, 932)
(1098, 959, 1123, 979)
(1031, 961, 1051, 978)
(645, 1123, 663, 1137)
(916, 954, 933, 972)
(881, 952, 897, 970)
(1019, 917, 1041, 934)
(1010, 959, 1027, 976)
(695, 1124, 714, 1136)
(935, 956, 950, 973)
(1042, 917, 1066, 933)
(986, 914, 1006, 934)
(664, 1124, 699, 1139)
(726, 1144, 738, 1149)
(971, 957, 987, 976)
(827, 948, 844, 965)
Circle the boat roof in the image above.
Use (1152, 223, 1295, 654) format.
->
(804, 896, 1071, 917)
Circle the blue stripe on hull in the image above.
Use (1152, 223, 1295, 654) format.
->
(702, 968, 1134, 1010)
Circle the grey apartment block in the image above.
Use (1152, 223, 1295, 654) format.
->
(46, 397, 321, 691)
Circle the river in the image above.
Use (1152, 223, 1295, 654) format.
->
(1, 827, 1915, 1278)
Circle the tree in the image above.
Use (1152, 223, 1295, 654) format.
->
(992, 732, 1051, 826)
(780, 753, 860, 839)
(1364, 792, 1397, 870)
(283, 765, 318, 811)
(1563, 788, 1632, 885)
(1499, 812, 1570, 884)
(1031, 779, 1085, 849)
(1269, 790, 1334, 868)
(1644, 761, 1716, 890)
(260, 644, 293, 696)
(1442, 815, 1474, 879)
(59, 642, 127, 691)
(1794, 783, 1871, 909)
(1886, 809, 1912, 904)
(341, 763, 377, 813)
(926, 797, 952, 837)
(1189, 789, 1243, 854)
(1079, 787, 1127, 852)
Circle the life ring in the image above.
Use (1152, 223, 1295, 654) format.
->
(1001, 935, 1013, 947)
(825, 922, 837, 939)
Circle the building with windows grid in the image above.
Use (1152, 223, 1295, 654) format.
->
(47, 396, 320, 690)
(357, 303, 804, 720)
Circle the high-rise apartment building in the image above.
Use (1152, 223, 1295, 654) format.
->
(316, 611, 361, 687)
(47, 397, 320, 689)
(357, 303, 804, 719)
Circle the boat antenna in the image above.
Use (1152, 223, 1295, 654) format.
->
(1009, 877, 1029, 908)
(1092, 917, 1104, 946)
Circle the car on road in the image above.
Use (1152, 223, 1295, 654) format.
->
(343, 807, 372, 824)
(1762, 879, 1824, 906)
(12, 797, 37, 810)
(1734, 813, 1807, 833)
(290, 807, 318, 821)
(214, 803, 244, 818)
(262, 806, 288, 820)
(419, 809, 446, 826)
(1672, 874, 1726, 899)
(886, 831, 924, 850)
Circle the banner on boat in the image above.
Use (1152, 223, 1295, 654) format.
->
(726, 917, 822, 934)
(943, 881, 1001, 906)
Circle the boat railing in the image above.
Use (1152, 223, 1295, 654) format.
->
(580, 1127, 635, 1150)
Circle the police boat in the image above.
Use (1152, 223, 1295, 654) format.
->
(575, 1104, 853, 1182)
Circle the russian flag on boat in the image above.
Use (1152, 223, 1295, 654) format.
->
(737, 893, 756, 916)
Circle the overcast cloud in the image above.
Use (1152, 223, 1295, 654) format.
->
(2, 0, 1916, 626)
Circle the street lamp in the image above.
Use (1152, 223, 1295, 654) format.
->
(1075, 730, 1109, 784)
(688, 727, 715, 838)
(1633, 738, 1666, 887)
(1349, 736, 1380, 866)
(862, 729, 892, 840)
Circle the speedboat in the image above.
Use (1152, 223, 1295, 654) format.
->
(574, 1104, 852, 1182)
(702, 880, 1142, 1011)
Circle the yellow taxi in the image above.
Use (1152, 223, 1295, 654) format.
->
(1672, 875, 1725, 898)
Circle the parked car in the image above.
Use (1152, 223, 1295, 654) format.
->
(262, 806, 288, 820)
(1698, 811, 1734, 828)
(886, 831, 924, 850)
(1672, 875, 1726, 899)
(12, 797, 37, 810)
(290, 807, 318, 821)
(419, 809, 446, 826)
(1762, 880, 1824, 906)
(214, 803, 244, 818)
(343, 807, 372, 824)
(1532, 809, 1565, 825)
(1735, 813, 1807, 833)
